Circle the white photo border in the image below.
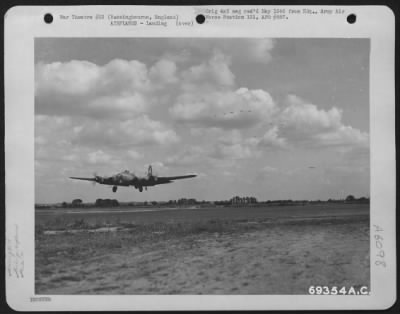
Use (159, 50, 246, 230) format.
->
(5, 5, 396, 311)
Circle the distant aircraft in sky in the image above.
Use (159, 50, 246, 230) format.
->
(70, 165, 197, 193)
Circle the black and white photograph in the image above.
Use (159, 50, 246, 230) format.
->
(34, 37, 370, 294)
(5, 5, 395, 311)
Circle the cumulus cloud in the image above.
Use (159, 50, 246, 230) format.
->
(34, 38, 373, 203)
(35, 58, 177, 119)
(209, 130, 261, 160)
(180, 51, 235, 89)
(258, 126, 287, 148)
(71, 115, 179, 148)
(163, 38, 275, 65)
(35, 58, 182, 172)
(177, 91, 368, 155)
(35, 43, 369, 195)
(168, 50, 279, 131)
(279, 95, 369, 148)
(36, 60, 100, 95)
(85, 94, 148, 119)
(240, 39, 275, 64)
(149, 59, 178, 85)
(280, 95, 342, 134)
(170, 87, 276, 129)
(34, 113, 178, 181)
(314, 126, 369, 147)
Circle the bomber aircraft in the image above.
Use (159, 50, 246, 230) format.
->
(70, 165, 197, 193)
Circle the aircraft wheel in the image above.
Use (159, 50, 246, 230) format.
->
(112, 186, 117, 193)
(139, 187, 143, 192)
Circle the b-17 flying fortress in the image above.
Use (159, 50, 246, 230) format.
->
(70, 165, 197, 193)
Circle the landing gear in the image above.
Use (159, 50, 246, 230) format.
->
(112, 186, 117, 193)
(138, 186, 143, 192)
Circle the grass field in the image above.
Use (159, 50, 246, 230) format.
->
(35, 203, 368, 227)
(35, 204, 369, 294)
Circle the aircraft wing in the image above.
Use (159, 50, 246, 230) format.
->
(157, 174, 197, 181)
(69, 176, 96, 182)
(152, 174, 197, 185)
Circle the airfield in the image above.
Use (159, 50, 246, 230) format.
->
(35, 203, 369, 294)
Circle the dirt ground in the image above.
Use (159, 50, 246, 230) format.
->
(35, 214, 369, 294)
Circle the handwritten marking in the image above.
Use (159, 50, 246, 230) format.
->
(373, 224, 386, 267)
(7, 224, 24, 278)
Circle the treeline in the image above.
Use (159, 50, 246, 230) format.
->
(35, 195, 369, 209)
(343, 195, 369, 204)
(35, 198, 120, 208)
(95, 199, 119, 207)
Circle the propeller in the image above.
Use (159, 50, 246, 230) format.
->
(92, 172, 104, 185)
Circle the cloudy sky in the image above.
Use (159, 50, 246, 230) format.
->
(35, 38, 369, 203)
